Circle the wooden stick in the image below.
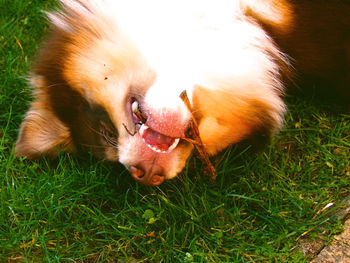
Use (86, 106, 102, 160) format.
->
(180, 91, 217, 182)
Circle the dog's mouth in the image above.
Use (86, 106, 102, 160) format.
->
(128, 97, 181, 154)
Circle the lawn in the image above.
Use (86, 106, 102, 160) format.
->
(0, 0, 349, 262)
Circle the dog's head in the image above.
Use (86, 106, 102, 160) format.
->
(16, 0, 288, 185)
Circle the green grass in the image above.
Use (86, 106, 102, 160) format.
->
(0, 0, 349, 262)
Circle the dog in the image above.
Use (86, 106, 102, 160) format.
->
(16, 0, 350, 185)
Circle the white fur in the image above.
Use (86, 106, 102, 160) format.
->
(52, 0, 287, 129)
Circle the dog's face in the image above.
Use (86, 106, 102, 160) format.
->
(16, 0, 288, 185)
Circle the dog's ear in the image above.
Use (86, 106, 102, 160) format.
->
(15, 96, 72, 158)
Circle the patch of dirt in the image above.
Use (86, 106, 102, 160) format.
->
(294, 196, 350, 262)
(311, 219, 350, 263)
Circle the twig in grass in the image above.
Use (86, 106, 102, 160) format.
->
(180, 90, 217, 182)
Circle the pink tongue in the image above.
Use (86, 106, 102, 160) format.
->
(142, 127, 175, 151)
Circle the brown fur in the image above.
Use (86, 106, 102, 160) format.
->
(192, 86, 279, 154)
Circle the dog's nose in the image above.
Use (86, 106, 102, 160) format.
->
(130, 165, 165, 186)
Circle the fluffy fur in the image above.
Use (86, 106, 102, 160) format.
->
(16, 0, 350, 185)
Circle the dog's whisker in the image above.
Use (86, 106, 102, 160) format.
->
(79, 143, 106, 149)
(83, 121, 119, 148)
(84, 122, 104, 137)
(45, 82, 68, 88)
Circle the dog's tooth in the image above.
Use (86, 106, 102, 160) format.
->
(168, 138, 180, 152)
(131, 100, 138, 113)
(151, 145, 158, 152)
(139, 124, 148, 137)
(148, 144, 160, 153)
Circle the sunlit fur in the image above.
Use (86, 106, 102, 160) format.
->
(16, 0, 349, 182)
